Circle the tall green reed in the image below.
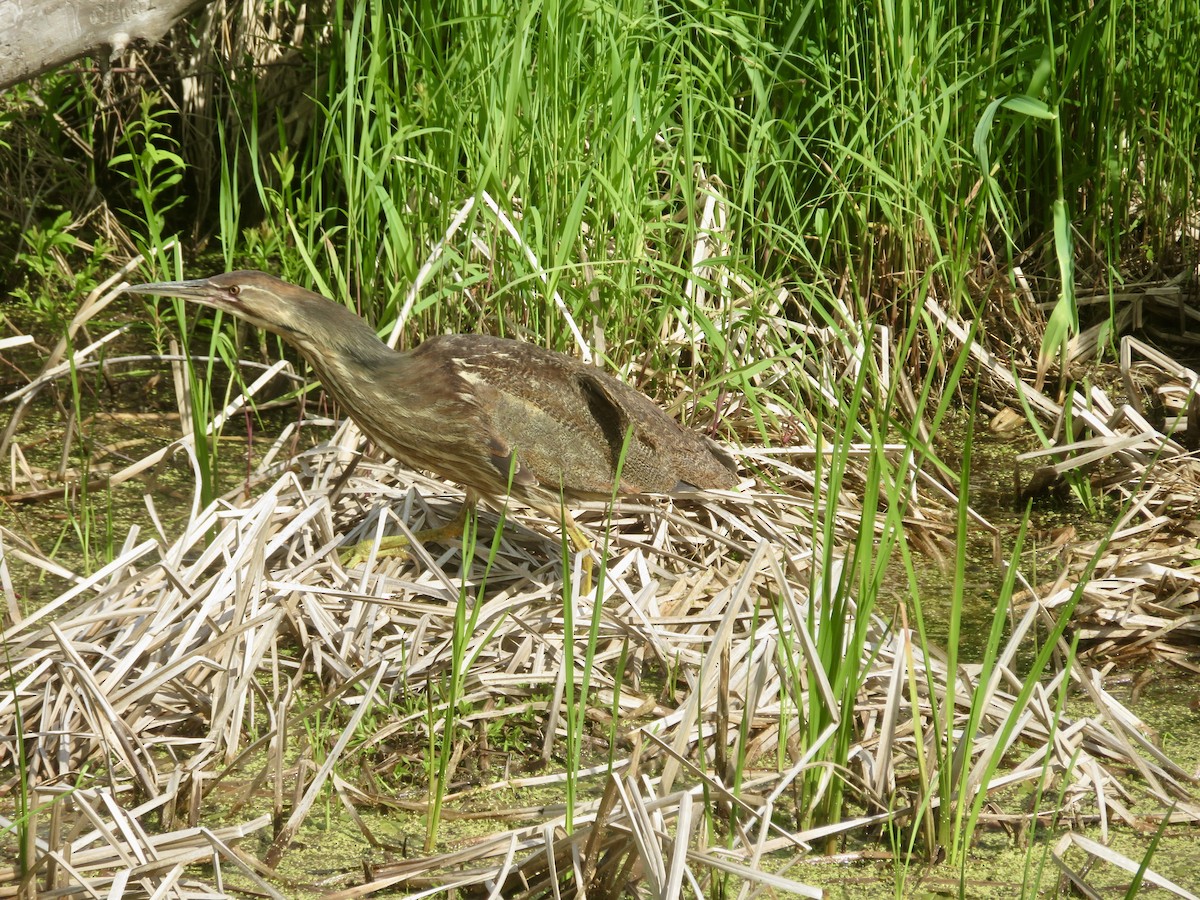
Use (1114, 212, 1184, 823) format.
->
(119, 0, 1198, 852)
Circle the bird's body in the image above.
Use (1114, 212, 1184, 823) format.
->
(123, 270, 737, 554)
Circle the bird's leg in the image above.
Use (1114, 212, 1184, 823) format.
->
(414, 493, 476, 544)
(561, 508, 595, 595)
(339, 492, 478, 568)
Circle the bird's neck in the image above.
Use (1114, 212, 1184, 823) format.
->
(291, 307, 414, 425)
(290, 300, 392, 371)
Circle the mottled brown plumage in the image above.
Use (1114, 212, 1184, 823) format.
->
(123, 270, 738, 555)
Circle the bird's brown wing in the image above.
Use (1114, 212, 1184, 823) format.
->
(483, 434, 539, 490)
(572, 368, 738, 492)
(406, 334, 735, 499)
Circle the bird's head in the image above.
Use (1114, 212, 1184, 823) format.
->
(122, 270, 332, 339)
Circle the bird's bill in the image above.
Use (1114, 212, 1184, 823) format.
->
(122, 278, 221, 307)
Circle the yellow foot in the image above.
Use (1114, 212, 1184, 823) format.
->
(339, 510, 471, 568)
(339, 534, 412, 568)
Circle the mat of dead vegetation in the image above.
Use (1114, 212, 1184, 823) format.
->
(4, 268, 1200, 898)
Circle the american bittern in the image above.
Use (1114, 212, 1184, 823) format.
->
(124, 271, 738, 581)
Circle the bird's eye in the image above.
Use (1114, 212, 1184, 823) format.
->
(228, 285, 241, 296)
